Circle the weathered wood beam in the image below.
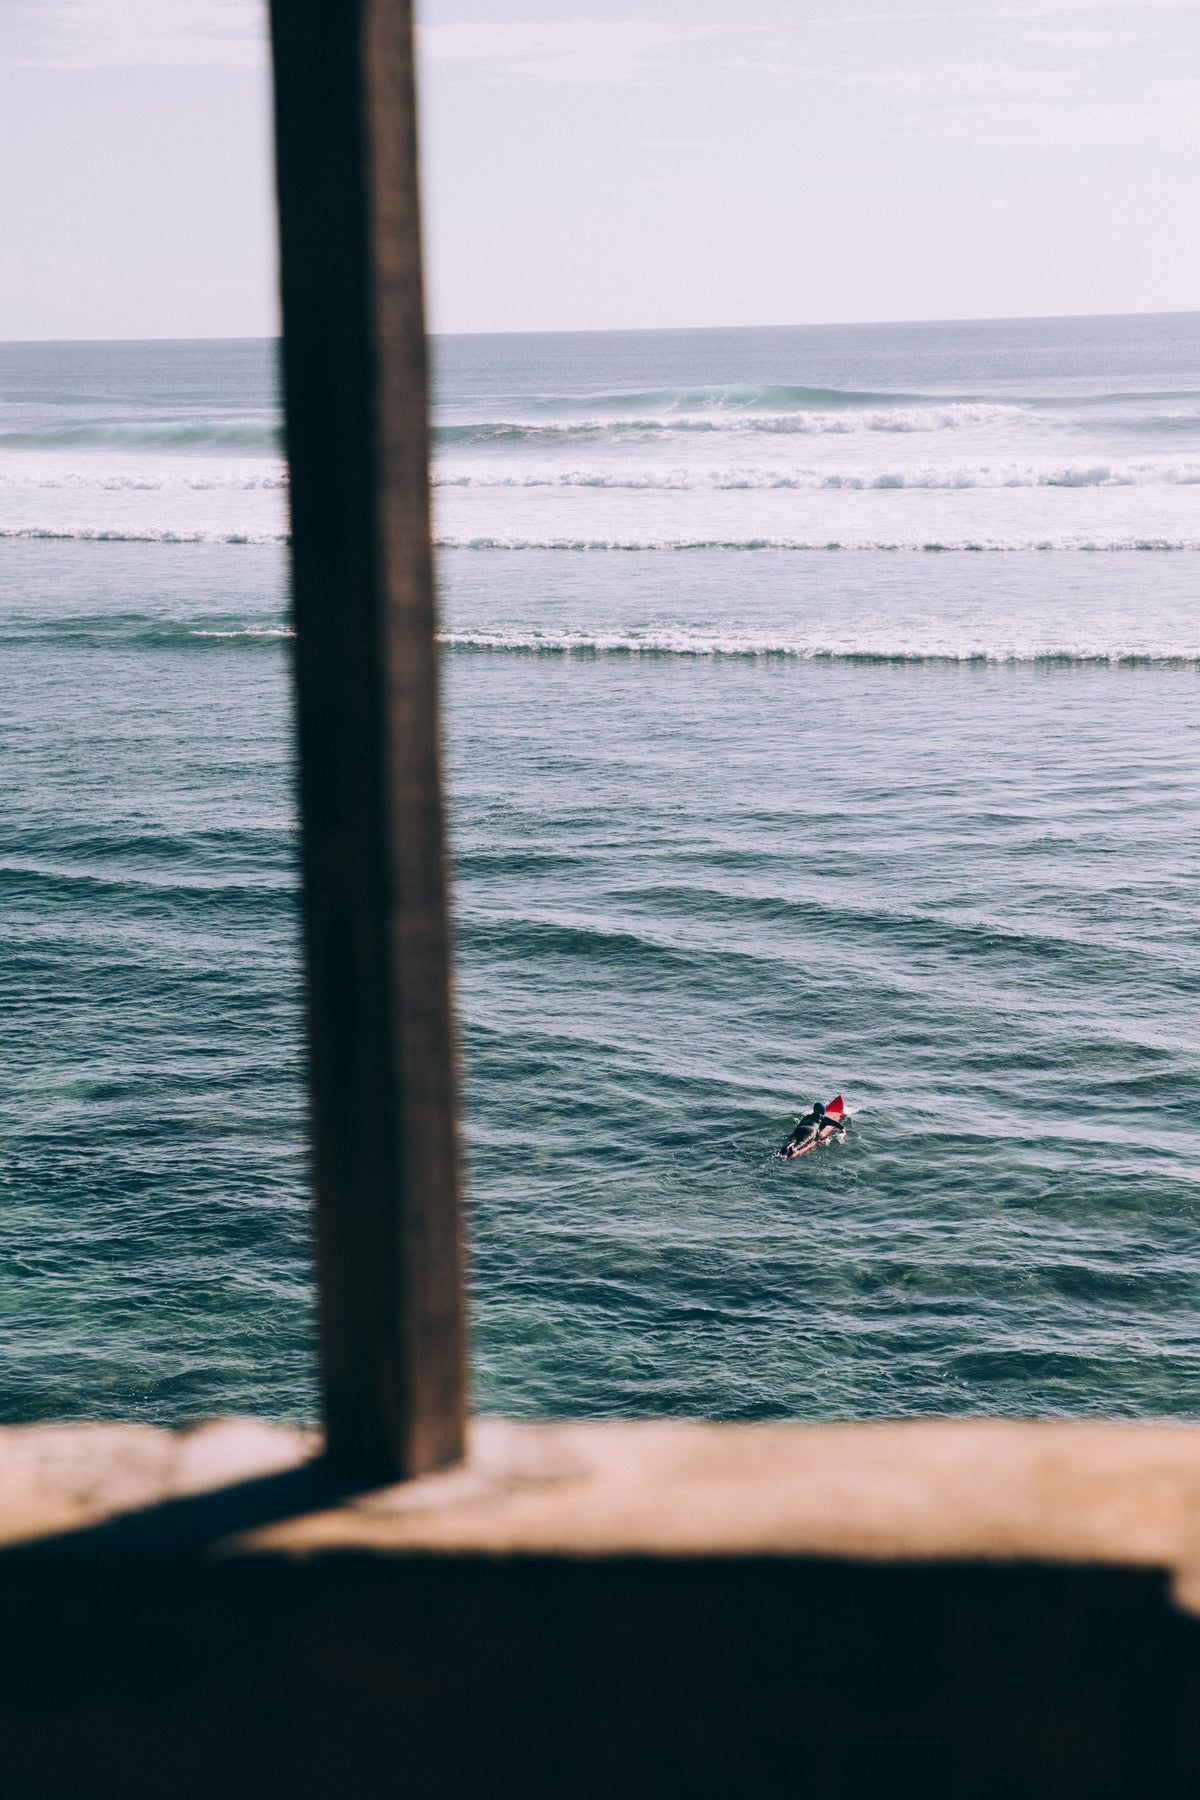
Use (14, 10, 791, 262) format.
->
(268, 0, 465, 1476)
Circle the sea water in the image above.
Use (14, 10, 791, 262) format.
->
(1, 315, 1199, 1425)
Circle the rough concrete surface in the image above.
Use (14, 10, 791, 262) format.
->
(4, 1415, 1200, 1592)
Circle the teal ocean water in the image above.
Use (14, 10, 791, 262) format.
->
(2, 316, 1199, 1426)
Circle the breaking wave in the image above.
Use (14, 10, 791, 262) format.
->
(12, 616, 1193, 666)
(508, 382, 935, 412)
(433, 403, 1025, 445)
(0, 420, 282, 454)
(0, 614, 294, 649)
(440, 633, 1200, 662)
(440, 381, 1200, 420)
(440, 629, 1200, 666)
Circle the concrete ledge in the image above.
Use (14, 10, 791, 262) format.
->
(5, 1419, 1200, 1799)
(4, 1416, 1200, 1594)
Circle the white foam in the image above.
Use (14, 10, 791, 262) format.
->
(434, 459, 1200, 493)
(0, 469, 287, 492)
(435, 533, 1200, 553)
(0, 526, 289, 545)
(437, 628, 1199, 664)
(189, 625, 295, 638)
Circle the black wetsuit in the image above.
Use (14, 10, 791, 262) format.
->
(783, 1110, 847, 1155)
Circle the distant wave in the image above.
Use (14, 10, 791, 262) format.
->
(0, 527, 288, 545)
(507, 382, 935, 413)
(1106, 411, 1200, 435)
(436, 533, 1200, 553)
(0, 420, 282, 453)
(0, 470, 286, 492)
(13, 615, 1194, 665)
(449, 381, 1200, 416)
(5, 525, 1197, 553)
(188, 624, 294, 640)
(1058, 388, 1200, 409)
(435, 459, 1200, 492)
(432, 403, 1024, 445)
(440, 630, 1200, 666)
(11, 521, 1194, 552)
(12, 456, 1197, 497)
(0, 615, 294, 650)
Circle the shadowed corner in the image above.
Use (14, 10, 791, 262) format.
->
(0, 1449, 362, 1564)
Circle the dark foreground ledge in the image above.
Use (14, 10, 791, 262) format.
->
(4, 1417, 1200, 1798)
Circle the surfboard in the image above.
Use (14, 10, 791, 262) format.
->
(780, 1095, 846, 1159)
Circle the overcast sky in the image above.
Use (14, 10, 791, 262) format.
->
(1, 0, 1197, 338)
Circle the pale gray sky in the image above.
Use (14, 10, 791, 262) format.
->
(1, 0, 1197, 337)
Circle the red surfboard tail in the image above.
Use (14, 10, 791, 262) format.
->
(826, 1095, 845, 1119)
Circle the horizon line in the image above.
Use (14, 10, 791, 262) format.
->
(2, 305, 1199, 348)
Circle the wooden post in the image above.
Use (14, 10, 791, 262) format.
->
(268, 0, 466, 1477)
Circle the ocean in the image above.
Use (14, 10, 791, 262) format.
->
(2, 313, 1199, 1428)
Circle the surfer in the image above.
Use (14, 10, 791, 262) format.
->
(778, 1098, 848, 1160)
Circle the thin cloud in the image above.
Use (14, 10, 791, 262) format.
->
(909, 70, 1200, 148)
(7, 0, 267, 70)
(723, 56, 828, 78)
(1000, 0, 1197, 14)
(799, 9, 980, 22)
(643, 136, 713, 151)
(1016, 25, 1149, 44)
(842, 57, 1089, 97)
(805, 8, 985, 19)
(418, 21, 725, 87)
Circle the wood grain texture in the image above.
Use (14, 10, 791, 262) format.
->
(268, 0, 465, 1476)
